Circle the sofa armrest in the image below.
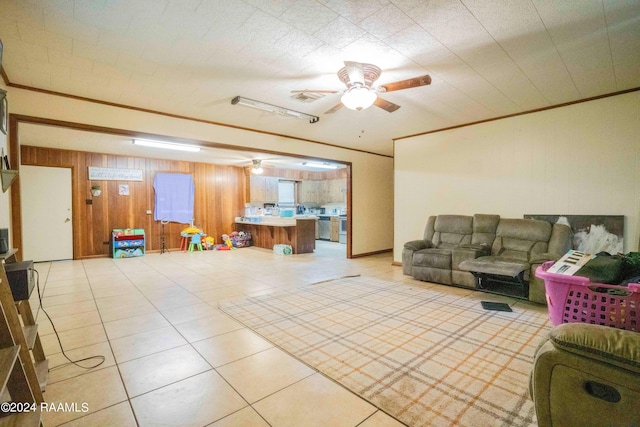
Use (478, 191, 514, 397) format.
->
(404, 240, 432, 251)
(550, 323, 640, 374)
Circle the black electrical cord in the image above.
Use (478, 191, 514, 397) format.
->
(31, 267, 105, 370)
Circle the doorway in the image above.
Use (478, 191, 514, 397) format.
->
(20, 165, 73, 261)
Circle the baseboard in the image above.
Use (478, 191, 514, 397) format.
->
(351, 248, 392, 258)
(391, 261, 402, 267)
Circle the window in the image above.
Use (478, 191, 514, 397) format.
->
(278, 180, 295, 206)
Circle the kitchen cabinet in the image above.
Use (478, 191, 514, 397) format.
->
(265, 177, 279, 202)
(250, 176, 278, 202)
(329, 179, 346, 203)
(300, 180, 319, 204)
(300, 179, 345, 205)
(250, 176, 265, 202)
(330, 216, 340, 242)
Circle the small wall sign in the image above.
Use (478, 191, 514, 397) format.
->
(88, 167, 143, 181)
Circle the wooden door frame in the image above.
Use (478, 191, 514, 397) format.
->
(9, 116, 78, 261)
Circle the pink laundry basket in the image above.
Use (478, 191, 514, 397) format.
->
(536, 261, 640, 331)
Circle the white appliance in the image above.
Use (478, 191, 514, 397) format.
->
(339, 215, 347, 244)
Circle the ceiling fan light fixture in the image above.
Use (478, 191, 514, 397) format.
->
(340, 86, 377, 111)
(251, 159, 264, 175)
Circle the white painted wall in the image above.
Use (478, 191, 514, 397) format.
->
(394, 91, 640, 263)
(8, 87, 394, 256)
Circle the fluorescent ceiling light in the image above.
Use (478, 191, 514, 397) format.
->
(231, 96, 319, 124)
(340, 85, 377, 111)
(302, 162, 338, 169)
(133, 139, 201, 152)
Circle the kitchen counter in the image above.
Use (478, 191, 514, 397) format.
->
(234, 216, 316, 254)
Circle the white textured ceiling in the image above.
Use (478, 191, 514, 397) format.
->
(1, 0, 639, 159)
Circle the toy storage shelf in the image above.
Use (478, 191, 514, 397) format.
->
(112, 229, 145, 258)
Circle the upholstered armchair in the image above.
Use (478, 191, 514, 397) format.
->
(530, 323, 640, 427)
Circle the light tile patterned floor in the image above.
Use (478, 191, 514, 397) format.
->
(30, 241, 546, 426)
(33, 242, 406, 426)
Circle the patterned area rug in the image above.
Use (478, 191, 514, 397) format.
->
(219, 276, 551, 426)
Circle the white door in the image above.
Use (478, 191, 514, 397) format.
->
(21, 166, 73, 261)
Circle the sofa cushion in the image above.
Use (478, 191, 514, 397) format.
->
(492, 219, 552, 262)
(432, 215, 473, 249)
(471, 214, 500, 246)
(413, 248, 452, 269)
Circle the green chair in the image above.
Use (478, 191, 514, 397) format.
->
(188, 233, 202, 251)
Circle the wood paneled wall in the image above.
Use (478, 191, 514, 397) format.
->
(20, 145, 247, 258)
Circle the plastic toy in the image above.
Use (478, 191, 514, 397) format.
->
(188, 233, 203, 251)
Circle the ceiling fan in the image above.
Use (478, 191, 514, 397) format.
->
(292, 61, 431, 114)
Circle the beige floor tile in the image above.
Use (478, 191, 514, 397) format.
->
(131, 370, 247, 427)
(193, 286, 247, 303)
(192, 328, 272, 367)
(59, 402, 137, 427)
(173, 314, 244, 342)
(41, 323, 108, 355)
(137, 285, 192, 300)
(209, 406, 270, 427)
(47, 341, 116, 384)
(160, 302, 221, 325)
(119, 345, 211, 397)
(95, 293, 150, 310)
(40, 283, 91, 297)
(358, 410, 407, 427)
(42, 300, 98, 319)
(216, 347, 315, 403)
(41, 277, 90, 289)
(42, 366, 128, 426)
(98, 301, 158, 323)
(103, 311, 171, 340)
(87, 275, 131, 289)
(41, 291, 96, 307)
(149, 293, 203, 310)
(91, 284, 141, 299)
(110, 326, 187, 363)
(37, 310, 103, 336)
(253, 373, 376, 427)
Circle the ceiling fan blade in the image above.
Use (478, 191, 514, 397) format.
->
(343, 61, 365, 86)
(374, 97, 401, 113)
(291, 90, 340, 94)
(324, 103, 344, 114)
(378, 75, 432, 93)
